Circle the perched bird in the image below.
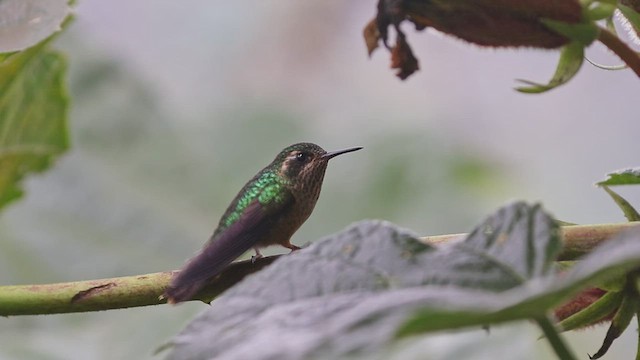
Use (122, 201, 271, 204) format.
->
(164, 142, 362, 303)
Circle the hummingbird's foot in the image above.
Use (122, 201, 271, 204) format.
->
(283, 243, 301, 252)
(251, 249, 263, 263)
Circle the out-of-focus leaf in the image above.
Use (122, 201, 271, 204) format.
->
(618, 5, 640, 30)
(390, 32, 419, 80)
(585, 2, 617, 21)
(606, 15, 617, 33)
(600, 186, 640, 221)
(557, 290, 623, 332)
(366, 0, 583, 80)
(0, 0, 70, 53)
(0, 36, 69, 209)
(516, 42, 584, 93)
(363, 19, 380, 56)
(397, 228, 640, 336)
(0, 53, 17, 63)
(597, 168, 640, 186)
(589, 292, 637, 359)
(165, 202, 562, 359)
(540, 19, 599, 45)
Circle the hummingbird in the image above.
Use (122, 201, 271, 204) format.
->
(164, 142, 362, 303)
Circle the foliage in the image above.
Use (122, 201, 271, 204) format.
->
(0, 1, 639, 360)
(365, 0, 640, 91)
(164, 201, 640, 360)
(0, 6, 71, 210)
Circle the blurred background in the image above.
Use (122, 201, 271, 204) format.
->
(1, 1, 639, 359)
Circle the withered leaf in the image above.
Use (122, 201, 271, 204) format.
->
(390, 32, 419, 80)
(365, 0, 584, 80)
(363, 19, 381, 57)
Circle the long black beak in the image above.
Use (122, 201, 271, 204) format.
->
(321, 146, 363, 160)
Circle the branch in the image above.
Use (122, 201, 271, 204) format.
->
(0, 257, 278, 316)
(0, 222, 637, 316)
(597, 26, 640, 77)
(425, 222, 640, 261)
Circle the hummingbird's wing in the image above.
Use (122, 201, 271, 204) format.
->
(164, 192, 293, 303)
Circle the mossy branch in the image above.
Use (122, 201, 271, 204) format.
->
(0, 222, 638, 316)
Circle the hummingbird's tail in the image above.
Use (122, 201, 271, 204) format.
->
(164, 235, 252, 304)
(163, 253, 224, 304)
(165, 199, 278, 303)
(163, 277, 208, 305)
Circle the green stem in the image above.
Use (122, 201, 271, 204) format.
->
(424, 222, 640, 261)
(537, 316, 578, 360)
(0, 222, 637, 316)
(0, 256, 277, 316)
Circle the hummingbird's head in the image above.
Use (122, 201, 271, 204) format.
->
(275, 142, 362, 189)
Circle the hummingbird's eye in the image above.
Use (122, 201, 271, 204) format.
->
(296, 152, 308, 162)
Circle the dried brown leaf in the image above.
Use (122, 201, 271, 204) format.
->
(390, 32, 419, 79)
(363, 19, 381, 57)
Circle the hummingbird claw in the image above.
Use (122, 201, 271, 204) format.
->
(284, 243, 301, 252)
(251, 249, 263, 263)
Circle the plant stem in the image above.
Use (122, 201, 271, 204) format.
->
(424, 222, 639, 261)
(0, 256, 277, 316)
(0, 222, 637, 316)
(537, 315, 578, 360)
(597, 26, 640, 77)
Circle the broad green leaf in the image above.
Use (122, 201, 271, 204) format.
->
(618, 5, 640, 31)
(597, 168, 640, 186)
(164, 202, 561, 360)
(397, 227, 640, 336)
(515, 42, 584, 93)
(0, 0, 70, 53)
(0, 52, 17, 63)
(0, 37, 69, 209)
(600, 186, 640, 221)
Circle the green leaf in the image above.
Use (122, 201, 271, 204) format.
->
(0, 52, 17, 63)
(589, 292, 637, 359)
(515, 42, 584, 93)
(585, 2, 616, 21)
(557, 290, 623, 332)
(540, 19, 599, 45)
(597, 168, 640, 186)
(605, 15, 616, 33)
(396, 227, 640, 336)
(0, 36, 69, 209)
(618, 5, 640, 31)
(165, 202, 563, 359)
(165, 204, 640, 360)
(600, 186, 640, 222)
